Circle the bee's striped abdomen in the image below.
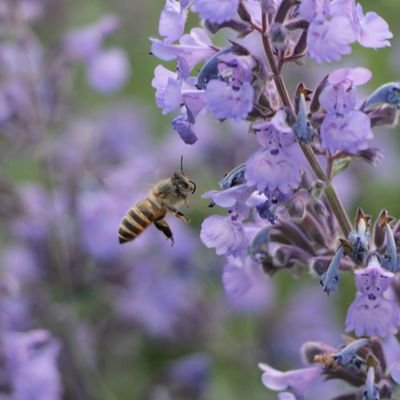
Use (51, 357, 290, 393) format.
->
(118, 198, 164, 244)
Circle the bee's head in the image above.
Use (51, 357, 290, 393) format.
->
(172, 172, 196, 194)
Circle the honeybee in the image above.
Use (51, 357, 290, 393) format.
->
(118, 159, 196, 245)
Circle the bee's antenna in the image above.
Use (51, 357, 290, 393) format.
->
(180, 155, 184, 175)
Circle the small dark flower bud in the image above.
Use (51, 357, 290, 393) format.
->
(286, 190, 309, 220)
(311, 198, 329, 218)
(356, 148, 383, 166)
(368, 105, 398, 127)
(270, 23, 289, 52)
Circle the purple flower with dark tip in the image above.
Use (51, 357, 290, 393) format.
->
(200, 215, 247, 256)
(345, 259, 400, 337)
(158, 0, 189, 44)
(202, 183, 255, 218)
(259, 363, 322, 397)
(194, 0, 239, 23)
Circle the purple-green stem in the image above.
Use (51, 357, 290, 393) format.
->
(260, 12, 353, 238)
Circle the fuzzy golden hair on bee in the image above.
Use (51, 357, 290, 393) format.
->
(118, 158, 196, 246)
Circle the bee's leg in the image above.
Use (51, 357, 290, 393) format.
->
(154, 219, 174, 246)
(167, 207, 190, 223)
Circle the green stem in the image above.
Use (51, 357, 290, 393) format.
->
(260, 12, 352, 237)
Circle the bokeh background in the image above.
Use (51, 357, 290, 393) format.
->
(0, 0, 399, 399)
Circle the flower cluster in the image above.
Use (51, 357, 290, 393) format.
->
(151, 0, 400, 398)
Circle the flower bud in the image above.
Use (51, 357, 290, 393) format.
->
(365, 82, 400, 110)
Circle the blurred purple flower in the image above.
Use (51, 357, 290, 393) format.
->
(200, 215, 247, 257)
(4, 330, 62, 400)
(86, 48, 130, 93)
(116, 260, 202, 338)
(193, 0, 239, 23)
(166, 353, 211, 396)
(11, 184, 65, 242)
(345, 260, 400, 337)
(78, 190, 125, 261)
(64, 15, 119, 61)
(222, 256, 274, 312)
(390, 361, 400, 384)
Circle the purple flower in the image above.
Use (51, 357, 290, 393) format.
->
(306, 16, 355, 63)
(202, 183, 255, 218)
(200, 215, 247, 256)
(172, 114, 198, 144)
(4, 330, 62, 400)
(158, 0, 189, 44)
(348, 2, 392, 49)
(206, 79, 254, 121)
(86, 48, 130, 93)
(151, 28, 215, 71)
(345, 260, 400, 337)
(245, 146, 303, 194)
(152, 65, 182, 114)
(194, 0, 239, 23)
(222, 256, 274, 312)
(259, 363, 322, 397)
(320, 110, 373, 154)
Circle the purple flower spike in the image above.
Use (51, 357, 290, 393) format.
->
(259, 363, 322, 396)
(194, 0, 239, 24)
(200, 215, 247, 256)
(345, 259, 400, 337)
